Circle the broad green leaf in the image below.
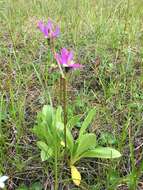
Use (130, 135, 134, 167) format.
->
(56, 121, 64, 130)
(33, 105, 54, 144)
(75, 133, 96, 157)
(33, 123, 53, 145)
(37, 141, 49, 152)
(56, 121, 64, 141)
(41, 150, 48, 161)
(33, 123, 49, 142)
(37, 141, 53, 161)
(42, 105, 53, 127)
(66, 129, 74, 154)
(80, 147, 121, 159)
(52, 106, 62, 132)
(55, 106, 62, 123)
(79, 108, 96, 137)
(66, 115, 81, 130)
(41, 149, 52, 161)
(71, 142, 79, 162)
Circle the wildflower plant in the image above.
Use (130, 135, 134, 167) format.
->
(34, 18, 121, 189)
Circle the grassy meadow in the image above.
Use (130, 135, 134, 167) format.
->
(0, 0, 143, 189)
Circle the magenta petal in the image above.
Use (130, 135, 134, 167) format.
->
(43, 26, 49, 37)
(61, 48, 73, 62)
(55, 53, 62, 64)
(53, 26, 60, 38)
(47, 19, 53, 30)
(61, 48, 69, 64)
(67, 51, 73, 62)
(61, 48, 69, 56)
(38, 21, 45, 33)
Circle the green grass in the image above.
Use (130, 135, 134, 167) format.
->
(0, 0, 143, 189)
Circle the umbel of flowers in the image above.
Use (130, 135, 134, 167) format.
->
(38, 19, 60, 39)
(38, 18, 83, 70)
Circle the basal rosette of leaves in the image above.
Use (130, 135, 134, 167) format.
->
(33, 105, 121, 186)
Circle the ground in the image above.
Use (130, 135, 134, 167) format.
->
(0, 0, 143, 189)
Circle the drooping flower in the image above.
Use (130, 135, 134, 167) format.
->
(54, 48, 83, 69)
(37, 19, 60, 39)
(0, 176, 9, 189)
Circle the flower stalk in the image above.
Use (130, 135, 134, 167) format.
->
(62, 75, 67, 155)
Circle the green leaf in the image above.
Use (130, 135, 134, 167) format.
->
(79, 108, 96, 137)
(55, 106, 62, 123)
(37, 141, 49, 152)
(37, 141, 53, 161)
(76, 133, 96, 157)
(41, 150, 47, 161)
(66, 128, 74, 154)
(56, 121, 64, 130)
(41, 150, 51, 161)
(66, 115, 81, 130)
(42, 105, 53, 127)
(32, 105, 54, 144)
(33, 122, 52, 143)
(56, 121, 64, 141)
(52, 106, 63, 133)
(81, 147, 121, 159)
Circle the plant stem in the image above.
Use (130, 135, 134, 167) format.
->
(62, 76, 67, 156)
(59, 73, 68, 158)
(59, 76, 63, 103)
(60, 75, 68, 157)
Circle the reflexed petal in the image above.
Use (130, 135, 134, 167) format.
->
(53, 26, 60, 38)
(67, 51, 73, 62)
(47, 19, 53, 30)
(55, 53, 62, 64)
(37, 21, 45, 33)
(43, 26, 49, 37)
(61, 48, 69, 56)
(61, 48, 69, 64)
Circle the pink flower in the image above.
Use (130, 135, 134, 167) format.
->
(55, 48, 83, 69)
(37, 19, 60, 39)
